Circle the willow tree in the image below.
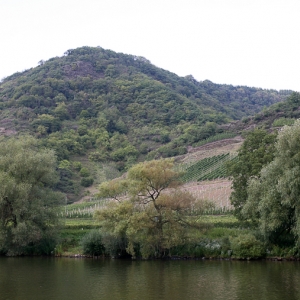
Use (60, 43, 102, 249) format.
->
(227, 129, 276, 219)
(0, 136, 63, 255)
(243, 120, 300, 247)
(96, 159, 206, 258)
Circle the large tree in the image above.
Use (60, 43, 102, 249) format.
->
(243, 120, 300, 247)
(96, 159, 206, 258)
(0, 136, 63, 255)
(227, 128, 276, 219)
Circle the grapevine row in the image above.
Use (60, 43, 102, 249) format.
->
(181, 153, 238, 182)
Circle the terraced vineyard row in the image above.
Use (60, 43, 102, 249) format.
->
(59, 198, 110, 218)
(181, 153, 238, 182)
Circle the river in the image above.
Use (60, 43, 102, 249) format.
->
(0, 257, 299, 300)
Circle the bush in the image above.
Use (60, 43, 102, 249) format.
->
(81, 177, 94, 187)
(101, 232, 128, 257)
(272, 117, 295, 127)
(72, 161, 82, 171)
(80, 167, 90, 177)
(81, 230, 105, 256)
(230, 234, 265, 259)
(169, 238, 231, 258)
(89, 151, 107, 162)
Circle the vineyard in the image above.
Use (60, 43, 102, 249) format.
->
(63, 144, 240, 218)
(181, 153, 238, 183)
(184, 180, 233, 209)
(59, 198, 111, 218)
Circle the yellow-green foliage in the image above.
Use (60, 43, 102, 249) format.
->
(95, 159, 206, 258)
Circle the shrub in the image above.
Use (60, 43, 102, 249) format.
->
(80, 167, 90, 177)
(81, 230, 105, 256)
(72, 161, 82, 171)
(101, 232, 128, 257)
(81, 177, 94, 187)
(169, 238, 231, 258)
(89, 151, 107, 162)
(272, 117, 295, 127)
(230, 234, 265, 259)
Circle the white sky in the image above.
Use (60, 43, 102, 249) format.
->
(1, 0, 299, 91)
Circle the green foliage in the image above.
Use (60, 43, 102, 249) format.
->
(0, 46, 292, 200)
(152, 143, 187, 158)
(227, 129, 277, 219)
(248, 92, 300, 129)
(230, 234, 265, 259)
(72, 161, 82, 171)
(59, 228, 91, 252)
(31, 114, 61, 134)
(170, 239, 223, 258)
(88, 151, 108, 162)
(194, 132, 237, 146)
(80, 167, 90, 177)
(243, 120, 300, 247)
(81, 229, 105, 256)
(272, 117, 295, 127)
(0, 135, 63, 256)
(80, 177, 94, 187)
(100, 232, 128, 257)
(54, 102, 69, 120)
(98, 178, 128, 200)
(96, 159, 204, 258)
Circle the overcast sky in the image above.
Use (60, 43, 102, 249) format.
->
(1, 0, 299, 91)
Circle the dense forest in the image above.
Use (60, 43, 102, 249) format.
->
(0, 46, 293, 201)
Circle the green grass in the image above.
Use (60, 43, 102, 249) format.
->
(65, 218, 97, 226)
(200, 214, 238, 224)
(58, 217, 100, 254)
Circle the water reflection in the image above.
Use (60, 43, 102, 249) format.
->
(0, 257, 299, 300)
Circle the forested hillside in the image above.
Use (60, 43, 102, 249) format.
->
(0, 46, 292, 201)
(224, 92, 300, 133)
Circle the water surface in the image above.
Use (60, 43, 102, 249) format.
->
(0, 257, 299, 300)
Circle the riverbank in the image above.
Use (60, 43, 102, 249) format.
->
(58, 215, 299, 260)
(55, 253, 300, 262)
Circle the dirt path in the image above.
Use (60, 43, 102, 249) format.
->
(178, 136, 243, 164)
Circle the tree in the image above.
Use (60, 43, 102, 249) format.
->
(0, 136, 63, 255)
(227, 129, 276, 219)
(54, 102, 69, 120)
(243, 120, 300, 247)
(95, 159, 205, 258)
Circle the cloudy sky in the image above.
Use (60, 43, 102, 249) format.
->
(1, 0, 299, 91)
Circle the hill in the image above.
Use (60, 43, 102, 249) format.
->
(0, 46, 292, 201)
